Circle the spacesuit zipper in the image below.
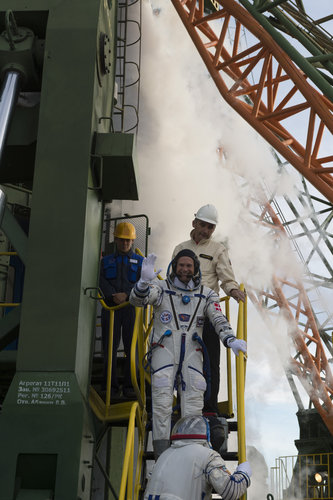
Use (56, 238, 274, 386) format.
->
(174, 332, 186, 392)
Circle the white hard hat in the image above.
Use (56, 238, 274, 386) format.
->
(194, 204, 218, 225)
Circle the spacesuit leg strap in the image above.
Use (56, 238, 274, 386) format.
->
(192, 332, 211, 401)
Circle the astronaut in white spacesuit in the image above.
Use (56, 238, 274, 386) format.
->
(130, 249, 247, 459)
(144, 415, 252, 500)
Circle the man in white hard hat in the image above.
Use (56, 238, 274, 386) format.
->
(144, 415, 251, 500)
(130, 251, 246, 459)
(172, 204, 245, 419)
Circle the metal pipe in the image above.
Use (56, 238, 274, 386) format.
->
(0, 70, 21, 164)
(258, 0, 289, 13)
(0, 188, 7, 225)
(237, 0, 333, 103)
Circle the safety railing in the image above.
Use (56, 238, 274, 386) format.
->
(89, 297, 146, 420)
(236, 284, 247, 500)
(236, 284, 247, 461)
(219, 295, 233, 417)
(89, 276, 248, 498)
(219, 284, 247, 500)
(142, 304, 153, 387)
(89, 294, 148, 499)
(270, 453, 333, 500)
(118, 401, 146, 500)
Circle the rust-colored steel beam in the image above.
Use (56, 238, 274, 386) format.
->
(249, 199, 333, 434)
(171, 0, 333, 202)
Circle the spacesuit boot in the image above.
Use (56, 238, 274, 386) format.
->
(205, 414, 227, 455)
(153, 439, 170, 460)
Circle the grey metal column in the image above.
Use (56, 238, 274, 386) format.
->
(0, 70, 21, 164)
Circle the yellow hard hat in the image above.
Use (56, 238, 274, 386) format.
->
(114, 222, 136, 239)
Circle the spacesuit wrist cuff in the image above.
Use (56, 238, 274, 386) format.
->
(136, 279, 149, 292)
(224, 335, 236, 347)
(235, 471, 251, 486)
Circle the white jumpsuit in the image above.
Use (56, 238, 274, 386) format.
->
(130, 276, 235, 443)
(144, 439, 251, 500)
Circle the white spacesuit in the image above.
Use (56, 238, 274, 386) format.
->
(130, 250, 247, 458)
(144, 415, 251, 500)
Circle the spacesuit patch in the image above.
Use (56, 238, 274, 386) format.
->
(196, 316, 204, 327)
(178, 313, 190, 322)
(214, 302, 222, 312)
(199, 253, 213, 260)
(160, 310, 172, 324)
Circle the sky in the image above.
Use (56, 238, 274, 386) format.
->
(121, 1, 332, 495)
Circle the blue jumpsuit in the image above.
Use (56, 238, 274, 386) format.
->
(99, 249, 144, 392)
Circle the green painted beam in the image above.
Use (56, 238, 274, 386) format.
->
(238, 0, 333, 102)
(0, 0, 121, 498)
(0, 372, 95, 499)
(258, 0, 288, 13)
(307, 53, 333, 64)
(266, 6, 333, 75)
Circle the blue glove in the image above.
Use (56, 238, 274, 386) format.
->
(226, 337, 247, 356)
(236, 461, 252, 478)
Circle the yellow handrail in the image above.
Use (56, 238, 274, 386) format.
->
(118, 401, 146, 500)
(235, 284, 247, 500)
(219, 296, 234, 417)
(93, 273, 248, 498)
(90, 295, 148, 498)
(98, 296, 130, 411)
(130, 307, 145, 409)
(97, 295, 146, 413)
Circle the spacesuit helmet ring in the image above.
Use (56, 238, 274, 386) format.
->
(170, 415, 211, 443)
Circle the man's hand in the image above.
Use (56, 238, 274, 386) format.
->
(236, 461, 252, 478)
(141, 253, 162, 283)
(112, 292, 128, 304)
(230, 288, 246, 303)
(226, 337, 247, 356)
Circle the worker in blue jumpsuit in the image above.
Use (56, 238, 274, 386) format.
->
(99, 222, 144, 398)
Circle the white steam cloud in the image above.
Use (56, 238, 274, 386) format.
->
(122, 0, 303, 477)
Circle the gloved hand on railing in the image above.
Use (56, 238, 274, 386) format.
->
(236, 461, 252, 478)
(137, 253, 162, 290)
(226, 337, 247, 356)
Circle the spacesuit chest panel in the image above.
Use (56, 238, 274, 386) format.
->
(153, 284, 207, 340)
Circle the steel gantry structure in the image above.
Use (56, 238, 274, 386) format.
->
(171, 0, 333, 436)
(171, 0, 333, 202)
